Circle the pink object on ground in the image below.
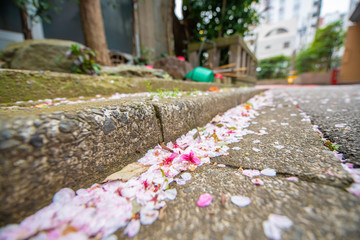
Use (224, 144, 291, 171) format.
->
(197, 193, 213, 207)
(145, 65, 154, 69)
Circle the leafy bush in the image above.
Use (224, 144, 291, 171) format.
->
(295, 21, 345, 73)
(62, 44, 101, 75)
(257, 55, 290, 79)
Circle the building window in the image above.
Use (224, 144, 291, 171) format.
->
(283, 42, 290, 48)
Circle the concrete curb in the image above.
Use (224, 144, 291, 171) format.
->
(0, 88, 263, 224)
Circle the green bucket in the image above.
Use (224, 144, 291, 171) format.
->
(185, 67, 214, 82)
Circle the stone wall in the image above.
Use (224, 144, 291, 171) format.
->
(0, 88, 263, 225)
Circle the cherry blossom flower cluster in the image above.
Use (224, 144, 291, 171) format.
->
(0, 91, 274, 240)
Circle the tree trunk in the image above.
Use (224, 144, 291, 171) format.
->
(218, 0, 227, 38)
(166, 0, 174, 56)
(79, 0, 111, 66)
(19, 5, 32, 40)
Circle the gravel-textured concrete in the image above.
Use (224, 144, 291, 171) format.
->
(215, 92, 352, 187)
(279, 86, 360, 166)
(124, 165, 360, 240)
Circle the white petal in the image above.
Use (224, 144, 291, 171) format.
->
(165, 188, 177, 200)
(140, 208, 159, 225)
(181, 172, 192, 181)
(52, 188, 75, 204)
(232, 147, 241, 150)
(231, 196, 251, 207)
(263, 220, 282, 240)
(269, 214, 293, 229)
(174, 178, 186, 185)
(261, 168, 276, 177)
(124, 219, 140, 237)
(252, 147, 261, 152)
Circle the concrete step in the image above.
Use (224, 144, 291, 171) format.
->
(0, 88, 262, 224)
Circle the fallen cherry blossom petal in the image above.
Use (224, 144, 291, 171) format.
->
(263, 220, 282, 240)
(253, 147, 261, 152)
(165, 189, 177, 200)
(286, 177, 299, 182)
(269, 214, 293, 229)
(232, 147, 241, 150)
(181, 172, 192, 181)
(263, 214, 293, 240)
(174, 178, 186, 185)
(53, 188, 75, 204)
(124, 219, 140, 237)
(217, 164, 226, 168)
(261, 168, 277, 177)
(197, 194, 213, 207)
(242, 169, 261, 178)
(274, 145, 285, 150)
(280, 123, 289, 126)
(140, 208, 159, 225)
(252, 178, 264, 185)
(253, 140, 261, 144)
(231, 196, 251, 207)
(335, 123, 346, 128)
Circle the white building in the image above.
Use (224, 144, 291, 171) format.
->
(248, 0, 322, 60)
(255, 18, 297, 59)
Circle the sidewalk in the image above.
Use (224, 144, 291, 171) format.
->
(1, 87, 359, 240)
(122, 89, 360, 240)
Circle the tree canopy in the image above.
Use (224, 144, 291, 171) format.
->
(182, 0, 260, 42)
(295, 21, 345, 73)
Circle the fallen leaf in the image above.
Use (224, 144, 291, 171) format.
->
(160, 142, 174, 153)
(209, 86, 220, 92)
(221, 194, 226, 207)
(158, 205, 167, 220)
(102, 162, 150, 183)
(62, 226, 78, 236)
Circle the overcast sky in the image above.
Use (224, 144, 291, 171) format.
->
(321, 0, 351, 16)
(174, 0, 352, 20)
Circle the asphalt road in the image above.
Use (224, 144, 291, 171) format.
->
(278, 85, 360, 166)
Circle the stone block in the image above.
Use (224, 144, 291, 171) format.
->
(0, 101, 162, 224)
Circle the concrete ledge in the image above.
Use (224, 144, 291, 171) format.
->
(0, 88, 263, 224)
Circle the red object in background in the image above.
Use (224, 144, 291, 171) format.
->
(145, 65, 154, 69)
(215, 73, 223, 79)
(177, 56, 185, 61)
(331, 69, 339, 85)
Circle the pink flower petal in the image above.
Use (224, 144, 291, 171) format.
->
(242, 169, 261, 178)
(286, 177, 299, 182)
(197, 193, 213, 207)
(231, 196, 251, 207)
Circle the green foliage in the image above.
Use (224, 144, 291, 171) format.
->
(12, 0, 62, 23)
(183, 0, 260, 42)
(134, 45, 155, 66)
(257, 55, 291, 79)
(296, 21, 345, 73)
(62, 44, 101, 75)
